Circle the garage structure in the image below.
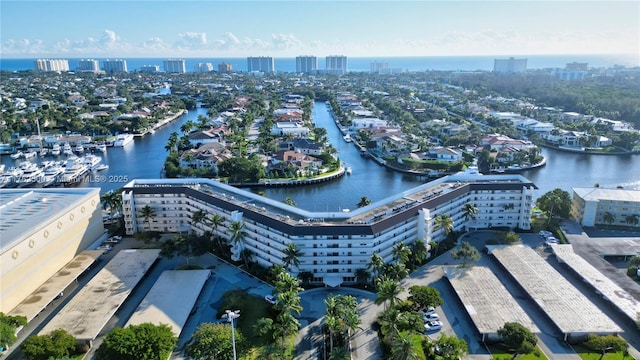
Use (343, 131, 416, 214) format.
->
(444, 266, 539, 342)
(125, 270, 211, 337)
(39, 249, 160, 344)
(488, 245, 621, 341)
(552, 244, 640, 324)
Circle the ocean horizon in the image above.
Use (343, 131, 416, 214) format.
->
(1, 54, 637, 73)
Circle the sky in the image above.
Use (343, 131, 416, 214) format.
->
(1, 0, 639, 59)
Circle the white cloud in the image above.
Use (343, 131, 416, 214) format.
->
(174, 32, 208, 51)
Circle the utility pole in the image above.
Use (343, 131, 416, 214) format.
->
(224, 309, 240, 360)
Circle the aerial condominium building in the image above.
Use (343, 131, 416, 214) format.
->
(164, 59, 186, 73)
(77, 59, 100, 73)
(103, 59, 128, 73)
(195, 62, 213, 73)
(493, 57, 527, 73)
(296, 55, 317, 74)
(218, 62, 233, 73)
(140, 65, 160, 74)
(247, 56, 275, 73)
(571, 187, 640, 228)
(35, 59, 70, 72)
(122, 173, 535, 287)
(325, 55, 348, 75)
(0, 188, 104, 313)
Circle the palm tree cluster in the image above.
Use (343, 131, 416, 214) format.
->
(324, 294, 360, 357)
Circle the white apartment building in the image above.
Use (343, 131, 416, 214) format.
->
(247, 56, 275, 73)
(121, 174, 535, 286)
(326, 55, 348, 75)
(164, 59, 186, 73)
(35, 59, 69, 72)
(140, 65, 160, 74)
(195, 62, 214, 73)
(77, 59, 100, 73)
(493, 57, 527, 73)
(103, 59, 128, 73)
(571, 187, 640, 228)
(296, 56, 317, 74)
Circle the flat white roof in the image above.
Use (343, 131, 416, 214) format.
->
(125, 270, 210, 337)
(444, 266, 539, 334)
(39, 249, 160, 340)
(0, 188, 100, 253)
(488, 245, 621, 335)
(552, 244, 640, 323)
(573, 187, 640, 202)
(8, 250, 103, 322)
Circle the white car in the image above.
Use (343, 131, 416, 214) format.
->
(422, 306, 437, 315)
(539, 230, 552, 238)
(264, 295, 277, 304)
(545, 236, 559, 246)
(424, 320, 443, 332)
(424, 313, 440, 322)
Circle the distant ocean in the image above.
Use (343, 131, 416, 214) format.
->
(1, 54, 637, 73)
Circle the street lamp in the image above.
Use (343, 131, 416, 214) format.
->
(223, 309, 240, 360)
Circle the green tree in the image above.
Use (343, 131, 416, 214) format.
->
(584, 334, 628, 359)
(228, 220, 247, 266)
(357, 196, 371, 208)
(625, 214, 639, 229)
(297, 271, 313, 286)
(95, 323, 177, 360)
(603, 211, 616, 227)
(450, 241, 481, 266)
(368, 253, 385, 280)
(629, 255, 640, 267)
(408, 285, 444, 311)
(392, 242, 411, 264)
(408, 239, 428, 269)
(354, 268, 371, 285)
(536, 188, 572, 223)
(462, 203, 478, 232)
(390, 332, 419, 360)
(207, 213, 225, 252)
(186, 322, 247, 360)
(497, 322, 537, 359)
(433, 333, 468, 360)
(0, 312, 27, 350)
(190, 209, 207, 234)
(375, 278, 404, 310)
(434, 213, 454, 238)
(139, 205, 157, 230)
(21, 329, 76, 360)
(283, 196, 296, 207)
(282, 243, 304, 272)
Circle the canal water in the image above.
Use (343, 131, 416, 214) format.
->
(2, 102, 639, 210)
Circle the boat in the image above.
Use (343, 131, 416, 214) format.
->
(40, 148, 48, 157)
(148, 128, 155, 134)
(346, 167, 352, 175)
(51, 143, 61, 156)
(17, 162, 45, 187)
(59, 156, 89, 185)
(23, 150, 37, 159)
(75, 144, 85, 153)
(343, 134, 353, 142)
(10, 151, 23, 159)
(62, 142, 73, 155)
(0, 167, 23, 188)
(96, 143, 107, 153)
(40, 164, 65, 187)
(95, 164, 109, 171)
(83, 154, 102, 171)
(113, 134, 134, 147)
(0, 164, 4, 174)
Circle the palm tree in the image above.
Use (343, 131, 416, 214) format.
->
(625, 214, 639, 230)
(180, 120, 195, 134)
(434, 213, 454, 238)
(462, 203, 478, 232)
(603, 211, 616, 228)
(228, 220, 247, 266)
(283, 196, 296, 207)
(165, 131, 179, 153)
(375, 277, 404, 310)
(392, 242, 410, 264)
(354, 268, 370, 286)
(206, 213, 225, 251)
(356, 196, 371, 208)
(190, 209, 207, 234)
(409, 239, 428, 269)
(297, 271, 313, 286)
(139, 205, 157, 231)
(368, 253, 385, 280)
(282, 243, 304, 272)
(390, 332, 418, 360)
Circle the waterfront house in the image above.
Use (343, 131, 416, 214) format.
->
(271, 122, 310, 137)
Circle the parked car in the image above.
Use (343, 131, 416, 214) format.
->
(539, 230, 552, 238)
(265, 294, 277, 304)
(545, 237, 559, 246)
(424, 313, 440, 322)
(424, 320, 443, 332)
(422, 306, 437, 315)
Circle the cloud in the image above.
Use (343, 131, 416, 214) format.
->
(174, 32, 208, 50)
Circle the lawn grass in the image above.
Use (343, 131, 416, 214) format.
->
(219, 289, 274, 346)
(573, 344, 634, 360)
(487, 344, 548, 360)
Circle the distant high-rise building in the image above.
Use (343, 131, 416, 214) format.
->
(218, 62, 233, 73)
(326, 55, 347, 75)
(77, 59, 100, 73)
(103, 59, 128, 74)
(565, 62, 588, 71)
(140, 65, 160, 74)
(195, 63, 213, 73)
(296, 56, 317, 74)
(164, 59, 186, 73)
(493, 57, 527, 73)
(35, 59, 69, 72)
(370, 61, 389, 74)
(247, 56, 274, 73)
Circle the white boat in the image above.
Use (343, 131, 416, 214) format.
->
(23, 150, 37, 159)
(96, 143, 107, 153)
(343, 134, 353, 142)
(83, 154, 102, 171)
(17, 163, 45, 187)
(113, 134, 134, 147)
(148, 129, 156, 134)
(51, 143, 61, 156)
(75, 144, 85, 153)
(62, 143, 73, 155)
(0, 167, 24, 188)
(40, 164, 65, 187)
(346, 167, 352, 175)
(95, 164, 109, 171)
(0, 164, 5, 174)
(10, 151, 23, 159)
(40, 148, 49, 157)
(59, 157, 89, 185)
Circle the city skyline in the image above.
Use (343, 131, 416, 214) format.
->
(1, 1, 638, 60)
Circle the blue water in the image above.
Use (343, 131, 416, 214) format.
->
(2, 54, 638, 72)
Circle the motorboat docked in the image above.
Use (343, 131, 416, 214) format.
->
(0, 167, 24, 188)
(75, 144, 85, 153)
(10, 151, 23, 159)
(83, 154, 103, 171)
(96, 142, 107, 153)
(343, 133, 353, 142)
(51, 143, 61, 156)
(94, 164, 109, 171)
(40, 163, 65, 187)
(40, 148, 49, 157)
(23, 150, 37, 159)
(113, 134, 134, 147)
(62, 142, 74, 155)
(346, 167, 352, 175)
(17, 162, 45, 187)
(59, 156, 89, 185)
